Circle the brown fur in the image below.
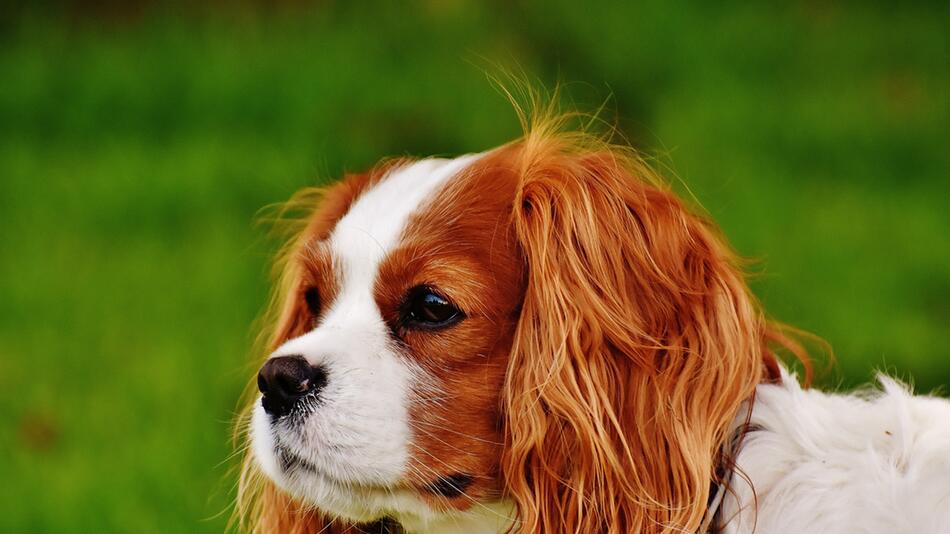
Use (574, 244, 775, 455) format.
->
(502, 121, 778, 533)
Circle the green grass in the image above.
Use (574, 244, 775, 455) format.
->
(1, 2, 947, 532)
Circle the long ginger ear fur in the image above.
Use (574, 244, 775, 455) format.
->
(501, 118, 804, 533)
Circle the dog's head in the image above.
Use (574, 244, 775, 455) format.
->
(237, 116, 798, 533)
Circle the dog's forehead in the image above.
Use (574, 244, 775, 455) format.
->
(327, 155, 479, 283)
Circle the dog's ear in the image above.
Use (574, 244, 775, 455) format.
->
(501, 138, 769, 533)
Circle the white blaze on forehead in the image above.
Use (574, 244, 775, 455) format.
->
(329, 155, 479, 274)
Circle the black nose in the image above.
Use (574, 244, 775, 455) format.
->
(257, 355, 327, 418)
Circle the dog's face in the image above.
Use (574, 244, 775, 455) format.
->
(250, 151, 526, 528)
(243, 127, 782, 533)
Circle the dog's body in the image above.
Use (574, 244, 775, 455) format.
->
(237, 114, 950, 533)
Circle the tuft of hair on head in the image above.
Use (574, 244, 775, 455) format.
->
(492, 83, 814, 533)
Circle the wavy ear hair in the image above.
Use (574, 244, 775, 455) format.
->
(500, 119, 806, 533)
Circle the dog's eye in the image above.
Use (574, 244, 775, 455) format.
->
(403, 286, 464, 330)
(303, 287, 321, 317)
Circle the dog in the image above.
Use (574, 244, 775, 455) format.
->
(235, 111, 950, 533)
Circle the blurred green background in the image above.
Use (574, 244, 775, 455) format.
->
(1, 1, 947, 532)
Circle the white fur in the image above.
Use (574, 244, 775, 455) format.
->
(719, 371, 950, 534)
(252, 155, 515, 530)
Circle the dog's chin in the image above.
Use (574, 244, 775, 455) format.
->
(249, 403, 427, 524)
(266, 459, 408, 523)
